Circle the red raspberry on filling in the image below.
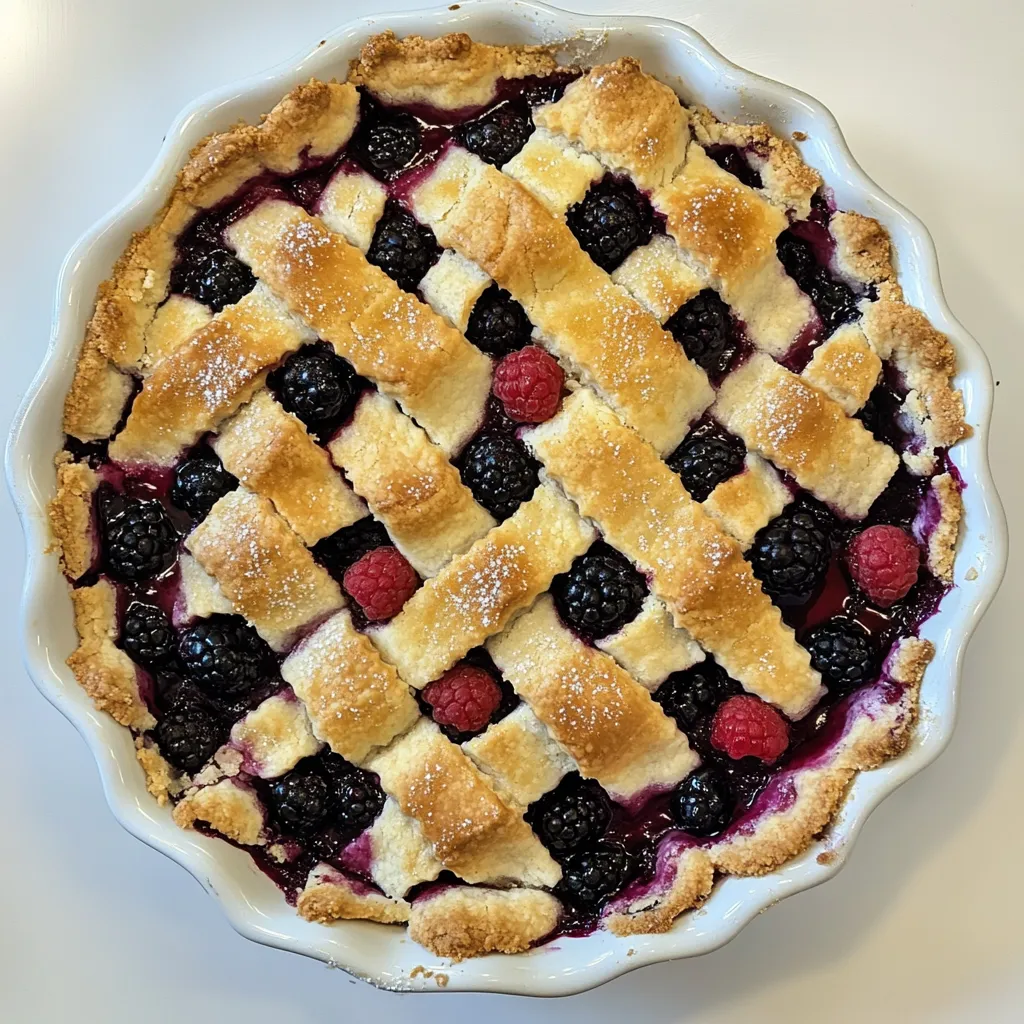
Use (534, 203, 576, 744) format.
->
(492, 345, 565, 423)
(422, 664, 503, 735)
(710, 695, 789, 764)
(846, 525, 920, 608)
(342, 546, 418, 621)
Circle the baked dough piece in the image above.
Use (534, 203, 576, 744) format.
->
(488, 597, 698, 803)
(225, 199, 491, 455)
(141, 295, 213, 370)
(327, 391, 494, 578)
(280, 609, 420, 766)
(228, 690, 322, 779)
(173, 778, 265, 846)
(213, 391, 366, 545)
(527, 389, 823, 719)
(611, 234, 707, 323)
(713, 352, 899, 518)
(372, 483, 595, 688)
(176, 553, 234, 622)
(701, 453, 792, 551)
(316, 167, 388, 253)
(48, 458, 99, 581)
(363, 798, 444, 897)
(297, 864, 410, 925)
(366, 718, 561, 888)
(502, 127, 604, 216)
(110, 283, 314, 466)
(186, 488, 344, 652)
(801, 323, 881, 414)
(411, 147, 714, 454)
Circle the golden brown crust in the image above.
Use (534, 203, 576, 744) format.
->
(66, 581, 155, 731)
(62, 341, 135, 442)
(925, 473, 963, 582)
(408, 887, 560, 961)
(700, 452, 791, 551)
(801, 323, 881, 415)
(830, 210, 901, 298)
(527, 389, 823, 719)
(349, 31, 558, 110)
(373, 484, 594, 688)
(134, 737, 185, 805)
(297, 864, 410, 924)
(173, 779, 266, 845)
(186, 488, 344, 651)
(228, 691, 322, 779)
(47, 457, 98, 580)
(534, 58, 690, 190)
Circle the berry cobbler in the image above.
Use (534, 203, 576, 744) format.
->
(47, 31, 969, 962)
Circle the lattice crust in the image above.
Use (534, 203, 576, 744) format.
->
(297, 864, 411, 925)
(611, 234, 706, 322)
(186, 488, 344, 651)
(364, 798, 443, 897)
(365, 718, 561, 888)
(316, 167, 388, 252)
(713, 353, 899, 518)
(141, 295, 214, 371)
(801, 323, 881, 415)
(595, 594, 705, 688)
(327, 392, 495, 577)
(462, 703, 574, 808)
(176, 553, 234, 623)
(502, 127, 605, 215)
(212, 391, 366, 545)
(110, 284, 315, 466)
(173, 778, 266, 846)
(700, 453, 793, 550)
(228, 690, 322, 779)
(280, 609, 420, 766)
(411, 148, 714, 455)
(373, 483, 596, 688)
(48, 458, 99, 581)
(489, 597, 699, 803)
(527, 389, 824, 720)
(225, 199, 491, 455)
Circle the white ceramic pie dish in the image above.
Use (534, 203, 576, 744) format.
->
(5, 0, 1007, 996)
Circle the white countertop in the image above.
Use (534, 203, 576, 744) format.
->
(2, 0, 1021, 1019)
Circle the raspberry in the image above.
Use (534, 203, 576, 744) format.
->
(343, 546, 419, 621)
(710, 695, 789, 763)
(846, 525, 920, 607)
(422, 664, 502, 735)
(492, 345, 565, 423)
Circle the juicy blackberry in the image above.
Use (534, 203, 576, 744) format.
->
(804, 618, 878, 694)
(312, 517, 391, 577)
(665, 289, 735, 376)
(522, 74, 576, 108)
(560, 843, 633, 907)
(103, 496, 179, 582)
(366, 201, 440, 292)
(354, 111, 421, 176)
(174, 248, 256, 313)
(533, 775, 611, 856)
(552, 545, 646, 640)
(566, 178, 653, 271)
(178, 615, 270, 697)
(776, 231, 817, 282)
(705, 144, 763, 190)
(666, 431, 745, 502)
(332, 769, 386, 832)
(465, 284, 532, 357)
(276, 345, 358, 427)
(122, 602, 176, 666)
(671, 768, 733, 837)
(654, 660, 741, 732)
(268, 771, 331, 834)
(776, 231, 859, 332)
(154, 701, 225, 773)
(749, 504, 834, 605)
(458, 106, 532, 166)
(171, 453, 237, 520)
(459, 433, 539, 520)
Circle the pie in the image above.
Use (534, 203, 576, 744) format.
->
(47, 30, 970, 962)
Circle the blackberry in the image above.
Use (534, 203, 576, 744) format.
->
(654, 660, 741, 732)
(178, 615, 270, 697)
(776, 231, 817, 282)
(276, 345, 358, 427)
(566, 178, 653, 271)
(171, 453, 237, 520)
(534, 775, 611, 856)
(552, 545, 646, 640)
(749, 504, 834, 605)
(366, 201, 440, 292)
(268, 771, 331, 834)
(465, 284, 532, 357)
(103, 496, 179, 582)
(804, 618, 878, 694)
(353, 111, 421, 177)
(459, 433, 538, 520)
(333, 769, 386, 833)
(312, 517, 391, 577)
(665, 289, 735, 376)
(560, 842, 633, 907)
(666, 431, 745, 502)
(458, 106, 532, 166)
(154, 701, 225, 773)
(776, 231, 858, 332)
(671, 768, 733, 837)
(705, 144, 763, 190)
(175, 248, 256, 313)
(522, 74, 576, 108)
(121, 602, 176, 666)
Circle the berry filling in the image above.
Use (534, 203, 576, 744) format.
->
(566, 175, 655, 272)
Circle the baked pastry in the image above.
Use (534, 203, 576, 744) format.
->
(47, 30, 970, 962)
